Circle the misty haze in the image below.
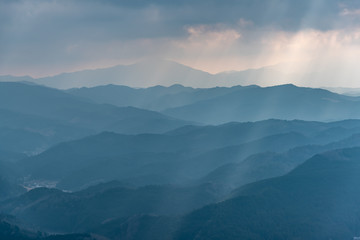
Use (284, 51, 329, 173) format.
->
(2, 1, 360, 240)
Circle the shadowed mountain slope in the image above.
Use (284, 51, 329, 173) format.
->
(200, 132, 360, 188)
(0, 82, 191, 155)
(174, 147, 360, 240)
(0, 182, 223, 233)
(19, 119, 360, 190)
(164, 84, 360, 124)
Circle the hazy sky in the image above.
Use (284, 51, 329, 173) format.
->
(1, 0, 360, 87)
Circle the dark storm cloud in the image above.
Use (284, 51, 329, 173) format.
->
(1, 0, 359, 42)
(79, 0, 360, 30)
(1, 0, 360, 77)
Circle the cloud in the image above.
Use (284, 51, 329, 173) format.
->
(167, 24, 360, 85)
(340, 8, 360, 16)
(177, 25, 241, 49)
(1, 0, 360, 87)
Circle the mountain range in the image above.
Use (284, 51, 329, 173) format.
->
(3, 73, 360, 239)
(17, 119, 360, 191)
(4, 147, 360, 240)
(0, 182, 222, 233)
(0, 60, 285, 89)
(4, 59, 360, 91)
(173, 147, 360, 240)
(0, 82, 191, 155)
(69, 83, 360, 124)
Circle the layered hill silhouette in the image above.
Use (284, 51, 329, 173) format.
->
(0, 82, 189, 132)
(3, 81, 360, 128)
(1, 60, 281, 89)
(173, 147, 360, 240)
(21, 60, 214, 89)
(6, 147, 360, 239)
(0, 60, 329, 89)
(19, 119, 360, 190)
(0, 82, 190, 154)
(200, 133, 360, 188)
(163, 84, 360, 124)
(69, 83, 360, 124)
(0, 182, 223, 233)
(2, 76, 360, 240)
(68, 84, 253, 111)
